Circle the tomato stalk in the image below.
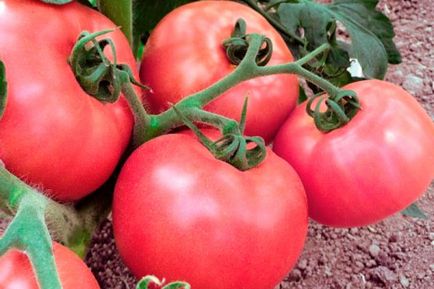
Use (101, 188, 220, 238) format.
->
(153, 34, 358, 134)
(143, 33, 270, 141)
(0, 164, 110, 287)
(0, 164, 109, 253)
(69, 29, 359, 160)
(0, 192, 62, 289)
(68, 29, 268, 169)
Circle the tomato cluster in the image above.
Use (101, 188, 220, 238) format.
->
(0, 1, 433, 289)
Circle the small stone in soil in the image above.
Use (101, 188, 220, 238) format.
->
(402, 74, 424, 95)
(399, 274, 410, 287)
(297, 259, 308, 270)
(369, 244, 381, 258)
(370, 266, 398, 283)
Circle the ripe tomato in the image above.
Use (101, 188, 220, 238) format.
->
(113, 133, 308, 289)
(0, 0, 137, 201)
(0, 242, 100, 289)
(140, 1, 299, 143)
(273, 80, 434, 227)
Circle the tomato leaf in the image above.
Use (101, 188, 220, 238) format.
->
(298, 85, 308, 104)
(77, 0, 97, 8)
(401, 203, 428, 219)
(0, 61, 7, 120)
(275, 0, 400, 79)
(97, 0, 133, 44)
(131, 0, 195, 58)
(95, 1, 195, 59)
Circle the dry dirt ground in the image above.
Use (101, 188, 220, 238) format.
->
(0, 1, 432, 289)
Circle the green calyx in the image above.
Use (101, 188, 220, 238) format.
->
(69, 30, 147, 103)
(223, 18, 273, 67)
(137, 275, 190, 289)
(212, 133, 266, 170)
(306, 89, 361, 133)
(173, 99, 266, 171)
(0, 61, 7, 120)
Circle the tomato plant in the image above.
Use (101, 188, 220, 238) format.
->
(139, 0, 299, 143)
(0, 242, 100, 289)
(113, 133, 308, 289)
(0, 0, 137, 201)
(273, 80, 434, 227)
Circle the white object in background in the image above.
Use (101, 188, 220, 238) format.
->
(347, 58, 364, 78)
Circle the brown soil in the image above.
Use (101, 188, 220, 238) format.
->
(1, 1, 433, 289)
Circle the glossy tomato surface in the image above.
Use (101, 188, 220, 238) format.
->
(140, 1, 299, 143)
(113, 133, 308, 289)
(273, 80, 434, 227)
(0, 242, 100, 289)
(0, 0, 137, 201)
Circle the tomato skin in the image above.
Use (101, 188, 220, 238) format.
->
(0, 242, 100, 289)
(140, 1, 298, 143)
(273, 80, 434, 227)
(0, 0, 137, 201)
(113, 133, 308, 289)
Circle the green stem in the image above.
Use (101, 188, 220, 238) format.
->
(260, 59, 340, 97)
(295, 43, 331, 66)
(0, 194, 62, 289)
(120, 77, 152, 148)
(180, 107, 241, 135)
(143, 35, 266, 141)
(144, 34, 336, 140)
(0, 165, 103, 257)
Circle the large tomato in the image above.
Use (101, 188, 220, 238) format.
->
(140, 1, 299, 143)
(0, 242, 100, 289)
(273, 80, 434, 227)
(0, 0, 137, 201)
(113, 133, 308, 289)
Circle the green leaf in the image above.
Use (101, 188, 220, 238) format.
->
(95, 1, 195, 59)
(276, 0, 400, 79)
(77, 0, 97, 8)
(131, 0, 195, 58)
(329, 0, 401, 64)
(67, 227, 92, 259)
(97, 0, 133, 44)
(0, 61, 7, 120)
(401, 203, 428, 219)
(298, 85, 308, 104)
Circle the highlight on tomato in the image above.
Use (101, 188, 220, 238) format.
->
(273, 79, 434, 227)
